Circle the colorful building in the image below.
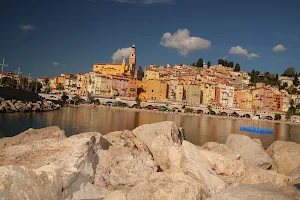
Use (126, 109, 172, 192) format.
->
(186, 84, 201, 106)
(76, 73, 90, 96)
(200, 83, 216, 106)
(215, 84, 234, 108)
(137, 79, 168, 102)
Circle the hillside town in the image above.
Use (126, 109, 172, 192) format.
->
(1, 43, 300, 121)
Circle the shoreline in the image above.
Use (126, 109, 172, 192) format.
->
(76, 104, 300, 126)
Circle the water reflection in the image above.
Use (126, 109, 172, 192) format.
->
(0, 107, 299, 148)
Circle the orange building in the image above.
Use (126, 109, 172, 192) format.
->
(137, 79, 168, 102)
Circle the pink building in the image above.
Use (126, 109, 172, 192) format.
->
(112, 76, 129, 97)
(263, 88, 273, 112)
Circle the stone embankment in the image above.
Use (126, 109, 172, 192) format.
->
(0, 122, 299, 200)
(0, 98, 60, 113)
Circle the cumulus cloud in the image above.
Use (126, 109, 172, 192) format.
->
(111, 47, 131, 63)
(273, 44, 287, 52)
(19, 24, 38, 32)
(229, 45, 259, 59)
(160, 29, 211, 56)
(113, 0, 174, 4)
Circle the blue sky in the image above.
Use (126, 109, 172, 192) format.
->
(0, 0, 299, 78)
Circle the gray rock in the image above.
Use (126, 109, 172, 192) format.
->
(6, 100, 17, 112)
(199, 149, 291, 187)
(202, 141, 241, 160)
(104, 190, 127, 200)
(127, 169, 210, 200)
(252, 138, 264, 149)
(226, 134, 273, 169)
(181, 141, 226, 195)
(132, 121, 183, 170)
(0, 126, 66, 150)
(0, 130, 101, 200)
(267, 140, 300, 175)
(0, 165, 59, 200)
(94, 130, 156, 198)
(207, 183, 297, 200)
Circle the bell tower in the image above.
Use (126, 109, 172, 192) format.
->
(129, 43, 136, 75)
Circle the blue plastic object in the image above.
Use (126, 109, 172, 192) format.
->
(240, 126, 274, 134)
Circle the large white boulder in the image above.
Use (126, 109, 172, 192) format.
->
(200, 149, 291, 187)
(95, 130, 157, 195)
(127, 169, 210, 200)
(132, 121, 183, 170)
(0, 165, 59, 200)
(207, 183, 297, 200)
(181, 141, 226, 195)
(202, 141, 241, 160)
(0, 129, 103, 200)
(267, 140, 300, 175)
(0, 126, 66, 150)
(226, 134, 273, 169)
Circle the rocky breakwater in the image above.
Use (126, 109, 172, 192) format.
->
(0, 122, 299, 200)
(0, 98, 60, 113)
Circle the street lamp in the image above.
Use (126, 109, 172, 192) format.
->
(0, 59, 8, 86)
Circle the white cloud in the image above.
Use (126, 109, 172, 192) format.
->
(52, 61, 60, 66)
(273, 44, 287, 52)
(160, 29, 211, 56)
(229, 45, 259, 59)
(111, 47, 131, 63)
(113, 0, 174, 4)
(19, 24, 38, 32)
(52, 62, 67, 67)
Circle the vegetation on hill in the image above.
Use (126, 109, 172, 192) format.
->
(249, 70, 279, 86)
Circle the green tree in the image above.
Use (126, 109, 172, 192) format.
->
(280, 82, 288, 90)
(207, 61, 211, 68)
(61, 94, 69, 102)
(135, 97, 142, 105)
(19, 77, 28, 90)
(286, 99, 296, 121)
(229, 62, 234, 68)
(283, 67, 296, 77)
(275, 74, 279, 80)
(293, 74, 299, 86)
(274, 113, 282, 121)
(2, 77, 16, 87)
(234, 63, 241, 72)
(196, 58, 203, 68)
(72, 95, 81, 105)
(217, 59, 224, 66)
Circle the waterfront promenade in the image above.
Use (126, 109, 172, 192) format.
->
(39, 93, 282, 120)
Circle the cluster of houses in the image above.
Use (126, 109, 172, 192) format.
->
(37, 63, 300, 115)
(1, 44, 300, 115)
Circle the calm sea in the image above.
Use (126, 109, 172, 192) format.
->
(0, 107, 299, 148)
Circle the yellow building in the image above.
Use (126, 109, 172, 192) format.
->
(143, 69, 160, 80)
(236, 90, 253, 111)
(187, 84, 201, 106)
(93, 43, 136, 76)
(77, 73, 90, 96)
(137, 79, 167, 102)
(200, 83, 216, 106)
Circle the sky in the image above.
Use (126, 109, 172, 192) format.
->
(0, 0, 299, 78)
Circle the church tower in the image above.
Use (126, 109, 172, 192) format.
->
(129, 43, 136, 75)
